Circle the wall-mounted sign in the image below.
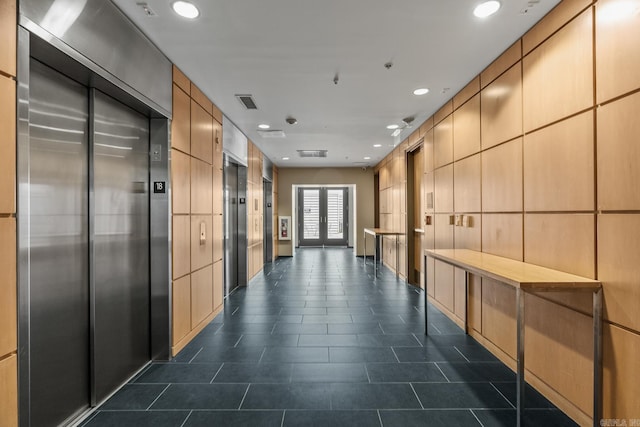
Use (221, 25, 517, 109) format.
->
(153, 181, 166, 193)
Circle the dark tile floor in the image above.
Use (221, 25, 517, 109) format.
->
(81, 248, 577, 427)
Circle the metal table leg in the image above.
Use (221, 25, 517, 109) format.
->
(395, 234, 399, 278)
(516, 288, 525, 427)
(464, 271, 469, 334)
(374, 235, 378, 277)
(424, 253, 428, 335)
(363, 230, 366, 267)
(593, 289, 603, 427)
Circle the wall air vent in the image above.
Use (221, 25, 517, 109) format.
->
(257, 130, 286, 138)
(297, 150, 328, 158)
(235, 94, 258, 110)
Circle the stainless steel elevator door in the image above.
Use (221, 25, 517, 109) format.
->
(263, 180, 273, 263)
(93, 90, 150, 402)
(224, 162, 239, 295)
(28, 59, 91, 427)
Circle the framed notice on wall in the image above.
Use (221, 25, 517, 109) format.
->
(279, 216, 291, 240)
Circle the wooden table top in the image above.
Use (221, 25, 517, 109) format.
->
(425, 249, 601, 291)
(364, 228, 405, 236)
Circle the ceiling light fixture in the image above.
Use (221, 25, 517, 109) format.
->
(391, 129, 402, 137)
(474, 1, 501, 18)
(386, 124, 399, 130)
(282, 157, 290, 161)
(258, 124, 270, 129)
(373, 144, 382, 148)
(364, 156, 371, 160)
(172, 1, 200, 19)
(413, 88, 430, 95)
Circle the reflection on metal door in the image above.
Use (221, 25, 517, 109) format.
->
(298, 187, 348, 246)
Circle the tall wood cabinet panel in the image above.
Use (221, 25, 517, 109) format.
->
(0, 218, 16, 356)
(172, 215, 190, 280)
(433, 116, 453, 168)
(172, 276, 191, 346)
(191, 158, 212, 214)
(453, 94, 480, 161)
(191, 265, 213, 328)
(596, 0, 640, 103)
(523, 9, 593, 132)
(171, 149, 191, 214)
(482, 278, 517, 358)
(597, 91, 640, 211)
(523, 112, 594, 212)
(481, 139, 523, 213)
(481, 64, 523, 149)
(603, 324, 640, 420)
(481, 214, 523, 261)
(0, 354, 17, 427)
(453, 154, 481, 213)
(434, 165, 453, 213)
(190, 100, 213, 164)
(0, 77, 15, 213)
(171, 85, 190, 154)
(598, 214, 640, 332)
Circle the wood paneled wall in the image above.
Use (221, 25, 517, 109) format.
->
(247, 141, 264, 279)
(170, 66, 225, 356)
(273, 166, 279, 260)
(0, 0, 17, 424)
(375, 0, 640, 423)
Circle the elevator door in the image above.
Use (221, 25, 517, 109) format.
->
(29, 59, 90, 427)
(264, 180, 273, 263)
(224, 162, 239, 295)
(27, 60, 150, 426)
(93, 90, 150, 402)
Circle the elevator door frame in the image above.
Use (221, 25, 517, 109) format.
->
(16, 27, 172, 426)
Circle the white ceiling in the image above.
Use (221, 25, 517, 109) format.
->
(112, 0, 560, 168)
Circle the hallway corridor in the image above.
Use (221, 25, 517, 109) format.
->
(81, 249, 576, 427)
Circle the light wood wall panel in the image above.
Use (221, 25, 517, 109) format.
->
(481, 64, 523, 149)
(0, 354, 17, 427)
(172, 215, 190, 280)
(172, 65, 190, 94)
(596, 0, 640, 102)
(0, 77, 15, 213)
(0, 0, 16, 76)
(524, 293, 593, 416)
(523, 9, 593, 132)
(171, 149, 190, 214)
(524, 214, 595, 278)
(190, 215, 213, 271)
(481, 138, 523, 212)
(453, 94, 480, 160)
(453, 154, 481, 213)
(213, 215, 223, 263)
(481, 214, 523, 261)
(423, 129, 434, 173)
(603, 324, 640, 420)
(190, 100, 213, 164)
(468, 275, 482, 333)
(434, 100, 453, 124)
(481, 40, 522, 88)
(454, 214, 481, 251)
(434, 260, 454, 312)
(433, 116, 453, 168)
(191, 265, 213, 328)
(213, 119, 223, 169)
(454, 268, 466, 320)
(453, 77, 480, 110)
(598, 214, 640, 331)
(172, 275, 191, 345)
(522, 0, 593, 55)
(0, 218, 16, 356)
(213, 261, 223, 310)
(190, 158, 212, 214)
(171, 85, 190, 154)
(434, 214, 454, 249)
(434, 165, 453, 213)
(213, 168, 223, 214)
(597, 91, 640, 211)
(523, 112, 595, 212)
(191, 83, 213, 115)
(482, 278, 517, 358)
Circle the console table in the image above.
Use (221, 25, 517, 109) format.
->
(363, 228, 404, 277)
(423, 249, 602, 427)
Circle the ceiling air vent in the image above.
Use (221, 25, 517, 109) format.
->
(297, 150, 327, 158)
(235, 94, 258, 110)
(257, 130, 286, 138)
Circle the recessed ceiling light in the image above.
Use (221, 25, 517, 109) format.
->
(391, 129, 402, 137)
(364, 156, 371, 160)
(474, 1, 501, 18)
(386, 124, 399, 130)
(282, 157, 290, 161)
(258, 124, 270, 129)
(172, 1, 200, 19)
(373, 144, 382, 148)
(413, 88, 430, 96)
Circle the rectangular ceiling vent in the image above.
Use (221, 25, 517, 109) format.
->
(235, 94, 258, 110)
(257, 130, 286, 138)
(297, 150, 327, 158)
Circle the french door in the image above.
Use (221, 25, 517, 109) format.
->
(298, 187, 349, 246)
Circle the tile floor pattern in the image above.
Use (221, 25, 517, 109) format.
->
(81, 248, 577, 427)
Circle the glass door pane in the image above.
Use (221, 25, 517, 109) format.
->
(300, 188, 321, 245)
(326, 189, 344, 240)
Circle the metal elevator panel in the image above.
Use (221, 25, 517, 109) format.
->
(224, 161, 239, 295)
(264, 180, 273, 263)
(28, 59, 91, 427)
(92, 90, 150, 402)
